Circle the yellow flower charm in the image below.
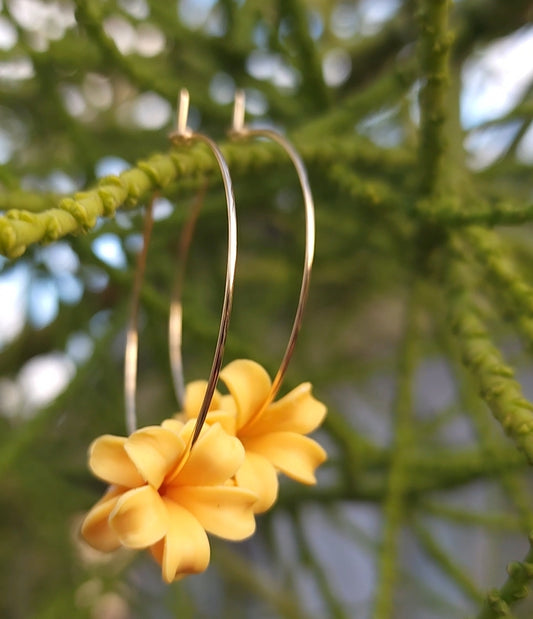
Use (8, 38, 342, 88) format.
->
(182, 359, 327, 513)
(81, 419, 257, 582)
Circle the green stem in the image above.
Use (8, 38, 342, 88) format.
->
(294, 510, 349, 619)
(211, 542, 305, 619)
(414, 520, 484, 603)
(372, 283, 420, 619)
(419, 502, 523, 532)
(476, 535, 533, 619)
(466, 226, 533, 318)
(446, 236, 533, 463)
(438, 307, 533, 531)
(417, 0, 452, 195)
(0, 136, 407, 259)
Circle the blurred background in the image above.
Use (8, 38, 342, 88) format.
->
(1, 0, 533, 617)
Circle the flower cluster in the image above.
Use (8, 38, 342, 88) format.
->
(180, 359, 327, 513)
(81, 359, 327, 582)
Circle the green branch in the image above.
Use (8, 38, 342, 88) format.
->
(477, 535, 533, 619)
(417, 0, 452, 195)
(466, 227, 533, 317)
(372, 284, 419, 619)
(212, 543, 305, 619)
(446, 236, 533, 463)
(294, 510, 348, 619)
(278, 0, 329, 111)
(329, 165, 533, 228)
(0, 191, 60, 214)
(414, 520, 484, 603)
(0, 136, 409, 259)
(296, 59, 417, 140)
(415, 198, 533, 227)
(435, 294, 533, 531)
(73, 0, 175, 100)
(420, 502, 523, 532)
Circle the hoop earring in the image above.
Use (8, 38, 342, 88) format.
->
(124, 89, 237, 447)
(228, 89, 315, 405)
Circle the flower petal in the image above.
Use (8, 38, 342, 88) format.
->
(220, 359, 272, 429)
(80, 486, 124, 552)
(219, 394, 237, 416)
(244, 432, 327, 484)
(89, 435, 144, 487)
(169, 485, 257, 540)
(245, 383, 327, 437)
(109, 485, 168, 549)
(203, 410, 237, 436)
(150, 499, 210, 582)
(124, 426, 185, 488)
(183, 381, 222, 420)
(161, 418, 185, 436)
(235, 451, 279, 513)
(174, 423, 244, 487)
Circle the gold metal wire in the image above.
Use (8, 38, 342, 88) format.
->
(168, 182, 206, 411)
(229, 89, 316, 405)
(124, 195, 155, 435)
(167, 89, 237, 446)
(124, 90, 237, 443)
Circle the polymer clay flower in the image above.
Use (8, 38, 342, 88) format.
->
(182, 359, 327, 513)
(81, 419, 257, 582)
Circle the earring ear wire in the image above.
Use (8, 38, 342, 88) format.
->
(229, 89, 316, 405)
(167, 89, 237, 446)
(124, 89, 237, 445)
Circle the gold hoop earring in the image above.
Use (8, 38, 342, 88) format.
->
(229, 89, 315, 404)
(124, 89, 237, 446)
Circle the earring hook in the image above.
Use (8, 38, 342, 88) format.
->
(232, 89, 246, 135)
(171, 88, 193, 141)
(229, 89, 315, 405)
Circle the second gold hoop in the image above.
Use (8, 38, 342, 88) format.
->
(166, 88, 316, 438)
(229, 89, 316, 406)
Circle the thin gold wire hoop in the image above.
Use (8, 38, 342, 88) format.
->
(229, 89, 315, 405)
(124, 195, 155, 436)
(167, 88, 238, 446)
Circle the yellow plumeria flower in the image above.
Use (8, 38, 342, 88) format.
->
(81, 419, 257, 582)
(181, 359, 327, 513)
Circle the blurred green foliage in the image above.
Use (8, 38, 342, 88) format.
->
(1, 0, 533, 617)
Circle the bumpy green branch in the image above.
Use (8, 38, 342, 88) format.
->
(0, 191, 59, 214)
(0, 150, 175, 258)
(0, 141, 265, 258)
(440, 312, 533, 531)
(477, 534, 533, 619)
(0, 136, 408, 259)
(446, 236, 533, 463)
(466, 227, 533, 316)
